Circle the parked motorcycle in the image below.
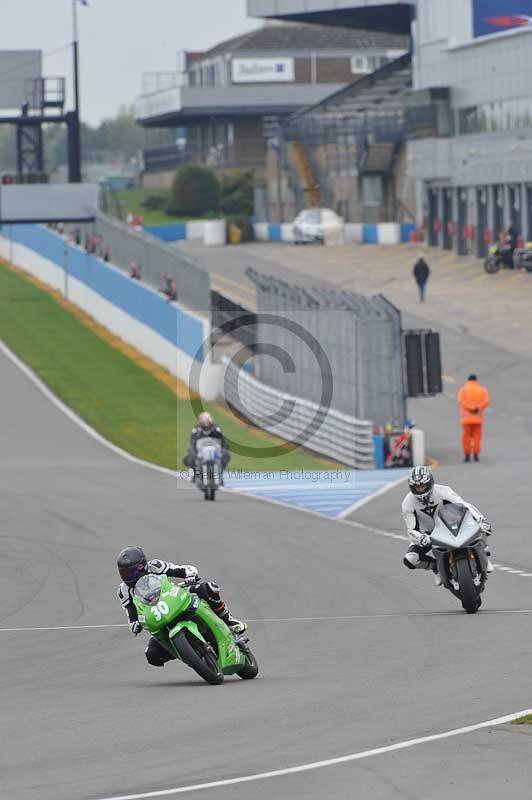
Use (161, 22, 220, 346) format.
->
(430, 503, 489, 614)
(133, 574, 258, 685)
(484, 241, 532, 273)
(484, 242, 515, 273)
(195, 437, 222, 501)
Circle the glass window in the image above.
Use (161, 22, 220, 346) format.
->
(362, 176, 383, 206)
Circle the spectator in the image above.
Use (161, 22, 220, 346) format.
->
(73, 228, 81, 246)
(413, 255, 430, 302)
(129, 261, 142, 280)
(103, 247, 110, 262)
(159, 274, 177, 302)
(126, 211, 134, 227)
(457, 374, 490, 463)
(506, 222, 518, 250)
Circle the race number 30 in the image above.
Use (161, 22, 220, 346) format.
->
(151, 601, 169, 621)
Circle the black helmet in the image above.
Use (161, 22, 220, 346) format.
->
(117, 546, 147, 587)
(408, 466, 434, 500)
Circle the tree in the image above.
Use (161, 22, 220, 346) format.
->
(168, 165, 221, 217)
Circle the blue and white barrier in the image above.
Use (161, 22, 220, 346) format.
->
(254, 221, 418, 245)
(0, 225, 222, 399)
(143, 219, 226, 246)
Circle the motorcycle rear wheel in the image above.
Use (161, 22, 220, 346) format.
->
(172, 629, 224, 684)
(484, 257, 500, 274)
(456, 557, 480, 614)
(204, 487, 215, 501)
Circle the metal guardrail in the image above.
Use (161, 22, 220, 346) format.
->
(224, 360, 375, 469)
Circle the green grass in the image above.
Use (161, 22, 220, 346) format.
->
(0, 263, 335, 471)
(114, 187, 186, 225)
(512, 715, 532, 725)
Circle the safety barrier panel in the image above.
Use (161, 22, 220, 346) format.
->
(254, 221, 416, 245)
(224, 360, 375, 469)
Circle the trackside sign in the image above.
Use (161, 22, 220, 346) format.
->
(231, 58, 295, 83)
(473, 0, 532, 37)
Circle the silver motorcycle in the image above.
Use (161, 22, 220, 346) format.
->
(195, 437, 223, 501)
(430, 503, 489, 614)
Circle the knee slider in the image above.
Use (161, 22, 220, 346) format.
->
(403, 551, 420, 570)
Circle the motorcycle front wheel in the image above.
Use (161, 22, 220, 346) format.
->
(237, 648, 259, 680)
(456, 557, 480, 614)
(484, 257, 500, 274)
(172, 629, 224, 684)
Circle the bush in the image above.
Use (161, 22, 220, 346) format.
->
(220, 170, 254, 216)
(167, 165, 220, 217)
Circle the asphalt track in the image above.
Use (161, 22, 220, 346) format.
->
(2, 317, 532, 800)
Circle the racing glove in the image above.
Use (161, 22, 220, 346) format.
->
(409, 530, 431, 548)
(480, 521, 492, 535)
(129, 621, 142, 636)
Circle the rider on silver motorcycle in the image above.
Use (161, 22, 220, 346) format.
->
(402, 466, 494, 585)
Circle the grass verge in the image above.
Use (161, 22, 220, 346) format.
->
(114, 187, 185, 226)
(512, 715, 532, 725)
(0, 261, 337, 471)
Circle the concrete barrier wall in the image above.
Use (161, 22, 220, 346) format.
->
(0, 225, 223, 399)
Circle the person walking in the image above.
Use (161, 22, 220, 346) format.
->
(413, 256, 430, 302)
(457, 375, 490, 463)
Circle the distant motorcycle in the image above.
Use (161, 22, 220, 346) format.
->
(195, 437, 223, 501)
(430, 503, 489, 614)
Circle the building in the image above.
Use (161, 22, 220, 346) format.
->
(251, 1, 532, 254)
(135, 21, 408, 188)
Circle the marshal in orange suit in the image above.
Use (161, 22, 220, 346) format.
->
(457, 375, 490, 463)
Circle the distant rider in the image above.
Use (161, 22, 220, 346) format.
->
(183, 412, 230, 480)
(116, 546, 247, 667)
(402, 466, 493, 585)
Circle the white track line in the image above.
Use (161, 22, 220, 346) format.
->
(0, 340, 177, 479)
(4, 608, 532, 634)
(336, 474, 408, 518)
(95, 706, 532, 800)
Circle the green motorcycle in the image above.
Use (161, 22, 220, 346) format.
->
(133, 574, 259, 685)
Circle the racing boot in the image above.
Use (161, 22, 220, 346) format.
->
(432, 563, 443, 587)
(223, 613, 248, 635)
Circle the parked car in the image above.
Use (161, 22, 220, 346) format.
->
(293, 208, 343, 245)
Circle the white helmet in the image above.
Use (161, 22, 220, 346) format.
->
(198, 412, 215, 433)
(408, 466, 434, 500)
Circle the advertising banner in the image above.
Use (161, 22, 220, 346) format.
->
(232, 58, 294, 83)
(473, 0, 532, 37)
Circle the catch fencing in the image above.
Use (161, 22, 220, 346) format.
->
(76, 213, 211, 314)
(246, 269, 406, 428)
(223, 360, 375, 469)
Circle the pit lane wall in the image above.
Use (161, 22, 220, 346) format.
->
(0, 225, 222, 399)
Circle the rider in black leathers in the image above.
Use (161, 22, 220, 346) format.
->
(116, 547, 247, 667)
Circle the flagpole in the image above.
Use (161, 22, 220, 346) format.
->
(70, 0, 82, 182)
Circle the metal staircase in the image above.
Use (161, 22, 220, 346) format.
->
(287, 140, 321, 206)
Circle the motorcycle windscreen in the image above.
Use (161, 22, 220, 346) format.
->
(438, 503, 467, 537)
(134, 574, 162, 606)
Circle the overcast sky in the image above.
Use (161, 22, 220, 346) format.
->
(0, 0, 261, 125)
